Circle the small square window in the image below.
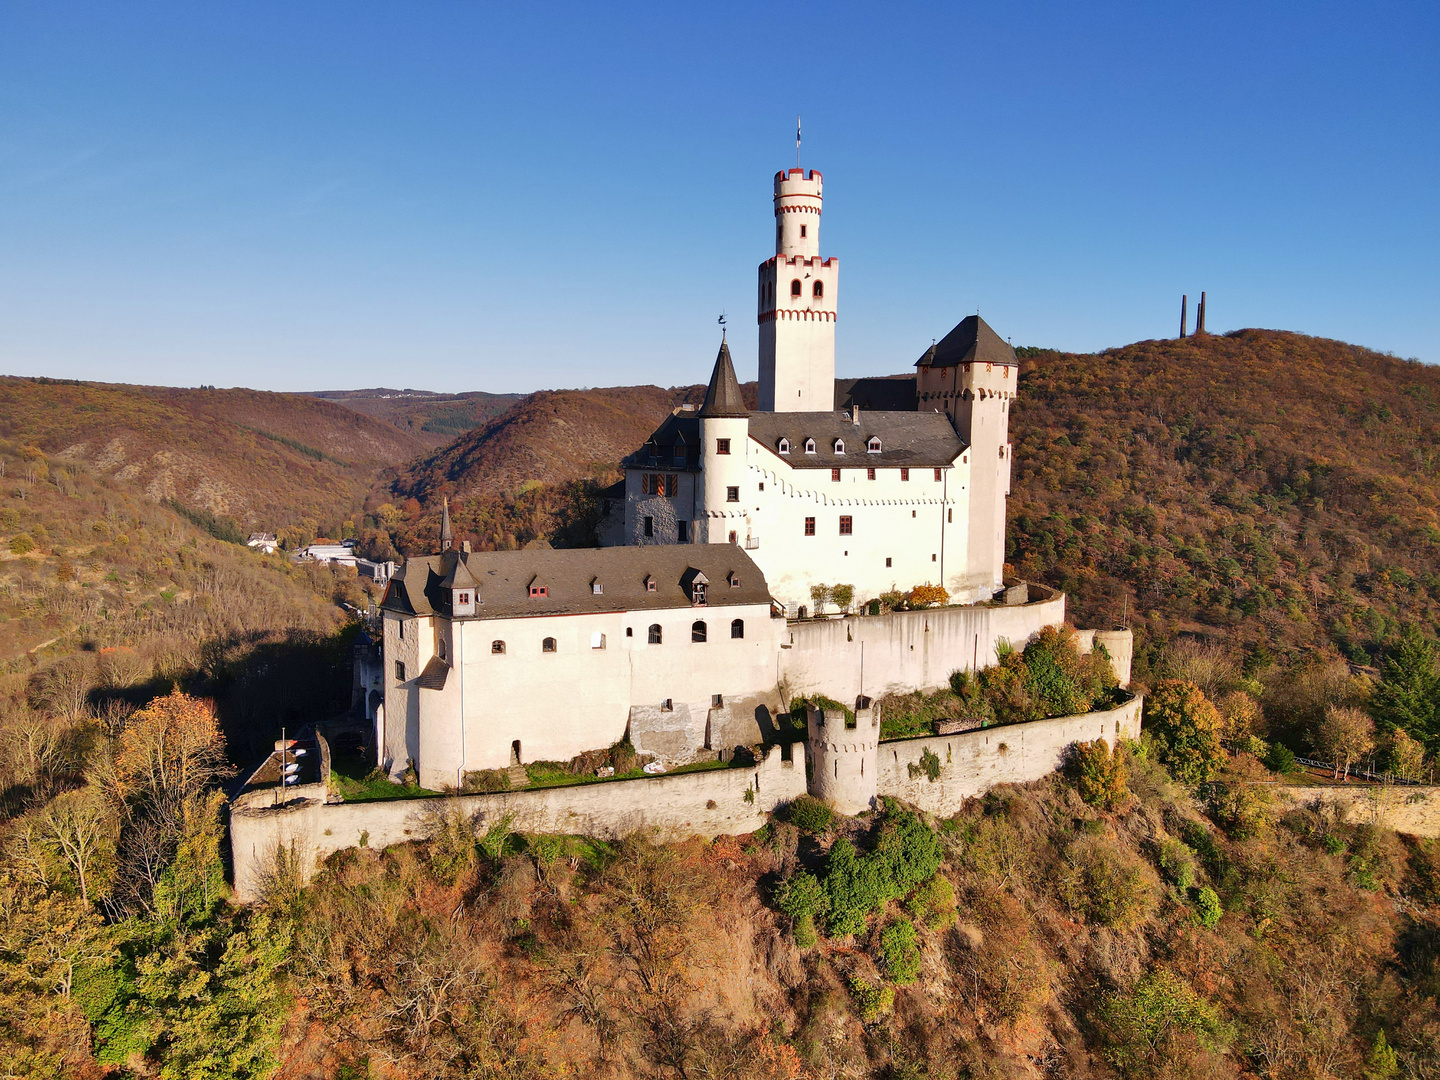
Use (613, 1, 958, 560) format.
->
(932, 554, 937, 562)
(831, 468, 841, 482)
(394, 661, 406, 681)
(543, 637, 557, 653)
(645, 577, 657, 593)
(529, 585, 548, 598)
(900, 467, 909, 481)
(712, 693, 724, 708)
(804, 517, 816, 536)
(726, 486, 739, 502)
(716, 438, 731, 455)
(867, 467, 876, 480)
(839, 516, 852, 535)
(728, 530, 738, 544)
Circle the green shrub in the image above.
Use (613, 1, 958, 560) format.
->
(1263, 741, 1299, 775)
(905, 875, 957, 931)
(1201, 757, 1275, 840)
(907, 748, 942, 782)
(784, 795, 834, 834)
(1144, 680, 1226, 784)
(879, 918, 921, 984)
(1067, 739, 1129, 808)
(774, 870, 828, 943)
(847, 975, 894, 1023)
(1101, 970, 1230, 1076)
(1157, 839, 1196, 891)
(10, 533, 35, 555)
(872, 806, 942, 896)
(1366, 1029, 1400, 1080)
(822, 838, 891, 937)
(1193, 886, 1222, 929)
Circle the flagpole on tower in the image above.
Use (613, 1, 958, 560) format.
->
(796, 115, 801, 169)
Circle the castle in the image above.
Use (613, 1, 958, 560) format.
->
(370, 161, 1114, 794)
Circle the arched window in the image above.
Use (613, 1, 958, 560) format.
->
(731, 618, 744, 639)
(542, 637, 557, 653)
(803, 438, 817, 454)
(692, 620, 707, 643)
(790, 279, 801, 298)
(833, 438, 845, 455)
(813, 280, 823, 298)
(777, 437, 790, 455)
(648, 624, 662, 644)
(867, 436, 882, 453)
(491, 640, 506, 654)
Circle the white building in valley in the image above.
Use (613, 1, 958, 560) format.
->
(600, 166, 1019, 612)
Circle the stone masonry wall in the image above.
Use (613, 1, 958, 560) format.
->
(1276, 785, 1440, 838)
(231, 741, 807, 902)
(875, 697, 1144, 817)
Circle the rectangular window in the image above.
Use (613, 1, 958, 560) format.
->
(886, 557, 892, 568)
(934, 468, 942, 481)
(677, 521, 689, 542)
(641, 473, 652, 496)
(867, 467, 876, 481)
(804, 517, 816, 536)
(394, 661, 406, 682)
(726, 486, 739, 502)
(644, 516, 654, 537)
(799, 224, 807, 238)
(665, 474, 678, 497)
(839, 515, 853, 535)
(901, 467, 909, 481)
(831, 468, 841, 482)
(716, 438, 731, 455)
(948, 508, 953, 523)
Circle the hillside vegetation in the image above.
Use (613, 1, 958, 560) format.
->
(1008, 330, 1440, 666)
(0, 377, 428, 533)
(308, 387, 524, 447)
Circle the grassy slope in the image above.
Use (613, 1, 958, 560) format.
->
(0, 376, 429, 530)
(1008, 329, 1440, 663)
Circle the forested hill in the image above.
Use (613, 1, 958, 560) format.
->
(307, 386, 525, 447)
(0, 376, 429, 531)
(1008, 329, 1440, 663)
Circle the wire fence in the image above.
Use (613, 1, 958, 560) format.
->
(1292, 755, 1430, 787)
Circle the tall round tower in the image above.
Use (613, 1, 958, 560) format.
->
(758, 168, 838, 412)
(805, 697, 879, 815)
(695, 337, 752, 545)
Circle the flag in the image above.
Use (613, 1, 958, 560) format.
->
(796, 116, 801, 149)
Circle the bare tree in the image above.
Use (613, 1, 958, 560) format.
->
(40, 792, 110, 903)
(1164, 639, 1238, 701)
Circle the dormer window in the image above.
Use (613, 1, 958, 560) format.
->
(803, 438, 817, 455)
(833, 438, 846, 455)
(644, 575, 656, 593)
(777, 438, 791, 455)
(728, 571, 741, 588)
(692, 583, 707, 606)
(528, 584, 548, 598)
(867, 437, 882, 453)
(591, 578, 603, 595)
(672, 442, 686, 464)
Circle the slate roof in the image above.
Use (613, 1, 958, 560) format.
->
(916, 315, 1017, 368)
(417, 656, 450, 689)
(381, 545, 774, 621)
(835, 376, 918, 411)
(746, 410, 965, 468)
(622, 411, 701, 470)
(698, 340, 747, 418)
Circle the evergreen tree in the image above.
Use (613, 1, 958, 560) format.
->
(1371, 628, 1440, 749)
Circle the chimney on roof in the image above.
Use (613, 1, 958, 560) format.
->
(1179, 294, 1188, 339)
(1196, 292, 1207, 335)
(852, 404, 860, 425)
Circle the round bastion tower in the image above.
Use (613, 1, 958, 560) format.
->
(805, 697, 880, 815)
(695, 337, 752, 544)
(757, 169, 839, 412)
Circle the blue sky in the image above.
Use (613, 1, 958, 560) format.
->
(1, 1, 1436, 394)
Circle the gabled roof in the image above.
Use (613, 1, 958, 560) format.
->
(698, 339, 748, 418)
(746, 410, 966, 468)
(916, 315, 1016, 369)
(441, 558, 479, 591)
(381, 545, 774, 621)
(622, 412, 701, 470)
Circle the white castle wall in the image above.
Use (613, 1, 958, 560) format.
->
(876, 696, 1144, 817)
(231, 741, 807, 902)
(779, 586, 1068, 702)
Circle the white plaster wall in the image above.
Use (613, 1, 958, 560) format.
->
(876, 696, 1143, 817)
(231, 742, 807, 902)
(779, 589, 1067, 703)
(381, 611, 431, 776)
(411, 600, 782, 786)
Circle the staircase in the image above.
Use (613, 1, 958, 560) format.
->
(507, 764, 529, 789)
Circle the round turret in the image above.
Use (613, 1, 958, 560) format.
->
(805, 696, 879, 815)
(774, 168, 822, 258)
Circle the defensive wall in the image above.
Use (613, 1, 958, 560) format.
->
(778, 584, 1071, 701)
(231, 741, 807, 902)
(1276, 784, 1440, 838)
(874, 696, 1144, 818)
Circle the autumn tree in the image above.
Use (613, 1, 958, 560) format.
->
(1144, 680, 1226, 784)
(1319, 705, 1376, 780)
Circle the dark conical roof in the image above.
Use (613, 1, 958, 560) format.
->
(699, 339, 748, 418)
(916, 314, 1016, 368)
(439, 495, 453, 551)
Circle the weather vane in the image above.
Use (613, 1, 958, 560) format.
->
(718, 311, 727, 340)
